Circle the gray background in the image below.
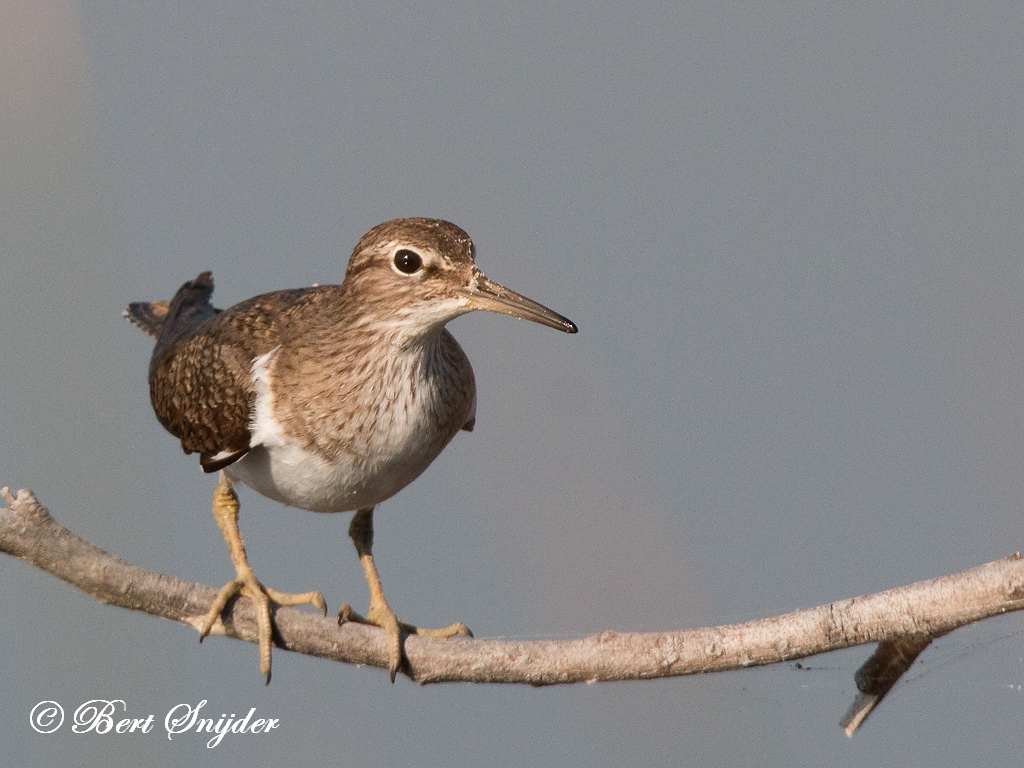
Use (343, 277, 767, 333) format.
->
(3, 1, 1024, 765)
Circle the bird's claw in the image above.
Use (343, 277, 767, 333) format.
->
(338, 602, 473, 682)
(199, 569, 325, 685)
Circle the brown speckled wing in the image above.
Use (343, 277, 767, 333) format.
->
(145, 272, 324, 473)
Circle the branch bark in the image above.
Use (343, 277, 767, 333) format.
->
(4, 487, 1023, 735)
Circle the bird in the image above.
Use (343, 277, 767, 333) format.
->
(126, 217, 577, 682)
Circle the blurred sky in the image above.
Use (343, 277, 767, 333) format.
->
(3, 1, 1024, 765)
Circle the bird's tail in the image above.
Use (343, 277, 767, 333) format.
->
(124, 271, 221, 343)
(124, 300, 171, 339)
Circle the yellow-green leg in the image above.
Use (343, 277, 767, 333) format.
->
(199, 472, 327, 683)
(338, 507, 472, 681)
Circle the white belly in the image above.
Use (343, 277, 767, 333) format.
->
(224, 431, 442, 513)
(226, 341, 472, 513)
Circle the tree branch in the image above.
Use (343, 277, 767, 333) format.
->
(4, 487, 1023, 735)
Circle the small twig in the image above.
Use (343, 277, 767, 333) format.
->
(3, 486, 1023, 734)
(841, 635, 935, 735)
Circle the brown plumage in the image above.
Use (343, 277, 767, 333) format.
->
(140, 276, 333, 472)
(126, 217, 576, 682)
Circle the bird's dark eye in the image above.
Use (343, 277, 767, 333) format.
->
(393, 249, 423, 274)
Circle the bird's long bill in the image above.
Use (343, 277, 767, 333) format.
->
(461, 273, 578, 333)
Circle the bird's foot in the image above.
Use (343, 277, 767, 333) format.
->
(199, 564, 326, 684)
(337, 602, 472, 681)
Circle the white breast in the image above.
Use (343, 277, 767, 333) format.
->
(225, 340, 470, 513)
